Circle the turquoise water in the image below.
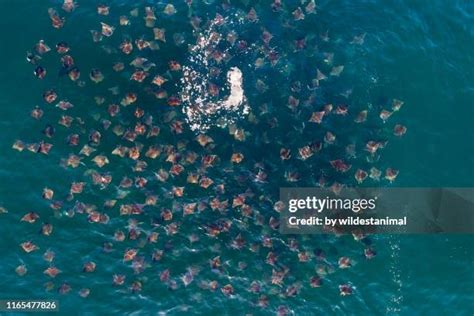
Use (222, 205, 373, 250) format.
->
(0, 0, 472, 315)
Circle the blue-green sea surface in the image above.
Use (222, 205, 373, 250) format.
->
(0, 0, 472, 315)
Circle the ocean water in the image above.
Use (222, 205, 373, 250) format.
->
(0, 0, 472, 315)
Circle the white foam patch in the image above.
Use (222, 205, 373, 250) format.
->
(223, 67, 245, 109)
(181, 17, 249, 131)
